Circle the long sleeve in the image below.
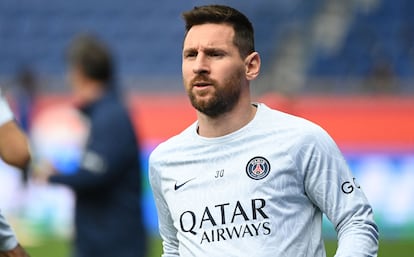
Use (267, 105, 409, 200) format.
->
(0, 211, 17, 251)
(149, 153, 180, 257)
(299, 126, 379, 256)
(49, 101, 136, 193)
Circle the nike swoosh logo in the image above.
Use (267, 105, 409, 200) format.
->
(174, 178, 195, 191)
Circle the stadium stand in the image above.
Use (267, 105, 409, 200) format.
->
(0, 0, 412, 93)
(307, 0, 414, 86)
(0, 1, 319, 89)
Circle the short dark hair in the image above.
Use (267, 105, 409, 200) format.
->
(67, 34, 114, 84)
(182, 5, 255, 58)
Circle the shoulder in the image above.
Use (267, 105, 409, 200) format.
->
(258, 104, 345, 175)
(87, 95, 136, 142)
(258, 103, 329, 140)
(92, 94, 130, 124)
(256, 103, 339, 159)
(149, 122, 197, 164)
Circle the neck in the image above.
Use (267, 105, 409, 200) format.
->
(75, 81, 107, 107)
(196, 99, 257, 138)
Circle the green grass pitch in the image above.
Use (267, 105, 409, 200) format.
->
(24, 237, 414, 257)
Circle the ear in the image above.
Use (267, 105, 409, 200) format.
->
(244, 52, 261, 81)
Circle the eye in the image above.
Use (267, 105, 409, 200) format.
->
(184, 51, 197, 59)
(208, 51, 224, 57)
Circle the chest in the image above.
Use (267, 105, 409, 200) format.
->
(161, 141, 305, 225)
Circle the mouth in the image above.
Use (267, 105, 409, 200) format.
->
(192, 81, 213, 88)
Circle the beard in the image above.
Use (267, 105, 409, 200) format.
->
(186, 69, 244, 118)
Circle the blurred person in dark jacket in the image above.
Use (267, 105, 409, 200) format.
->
(43, 35, 147, 257)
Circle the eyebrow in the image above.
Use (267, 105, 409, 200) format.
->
(183, 48, 197, 55)
(204, 48, 226, 54)
(183, 47, 227, 54)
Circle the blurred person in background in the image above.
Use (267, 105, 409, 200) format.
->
(365, 58, 397, 93)
(12, 68, 39, 133)
(0, 89, 30, 257)
(39, 34, 147, 257)
(149, 4, 379, 257)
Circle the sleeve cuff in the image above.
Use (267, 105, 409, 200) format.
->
(0, 212, 18, 251)
(0, 236, 18, 252)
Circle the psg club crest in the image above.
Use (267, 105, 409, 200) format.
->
(246, 156, 271, 180)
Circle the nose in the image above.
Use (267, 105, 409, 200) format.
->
(192, 54, 209, 74)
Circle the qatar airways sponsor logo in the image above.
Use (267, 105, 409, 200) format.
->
(179, 198, 271, 244)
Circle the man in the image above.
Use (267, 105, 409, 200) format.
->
(149, 5, 379, 257)
(45, 35, 147, 257)
(0, 90, 30, 257)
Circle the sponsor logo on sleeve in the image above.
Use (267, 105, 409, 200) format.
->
(341, 177, 361, 194)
